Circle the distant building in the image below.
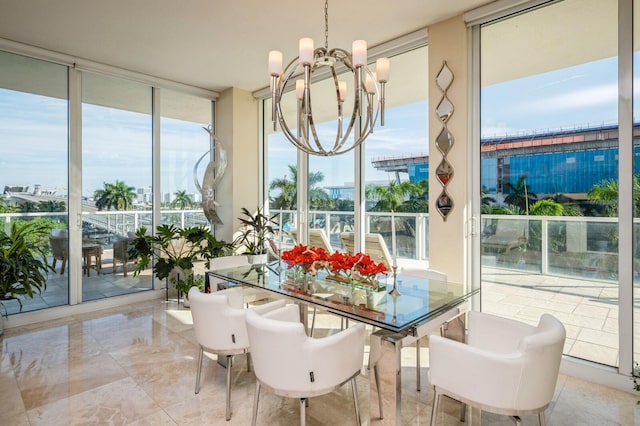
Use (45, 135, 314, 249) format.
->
(370, 123, 637, 201)
(3, 185, 29, 194)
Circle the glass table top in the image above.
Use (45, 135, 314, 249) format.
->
(207, 262, 478, 334)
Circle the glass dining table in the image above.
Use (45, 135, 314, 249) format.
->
(207, 262, 478, 425)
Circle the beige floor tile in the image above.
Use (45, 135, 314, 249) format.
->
(2, 297, 639, 425)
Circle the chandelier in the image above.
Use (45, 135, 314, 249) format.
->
(268, 0, 390, 156)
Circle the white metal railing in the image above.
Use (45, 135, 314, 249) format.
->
(2, 209, 208, 241)
(1, 209, 629, 282)
(271, 209, 627, 282)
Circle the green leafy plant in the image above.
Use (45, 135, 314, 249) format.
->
(234, 207, 277, 255)
(0, 221, 54, 316)
(172, 273, 205, 298)
(632, 361, 640, 404)
(129, 224, 233, 284)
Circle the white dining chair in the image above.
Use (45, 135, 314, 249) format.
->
(188, 286, 286, 421)
(429, 311, 566, 426)
(246, 304, 366, 426)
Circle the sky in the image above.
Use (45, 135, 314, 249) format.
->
(0, 54, 637, 197)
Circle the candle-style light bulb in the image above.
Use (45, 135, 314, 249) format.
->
(352, 40, 367, 67)
(299, 38, 314, 65)
(295, 79, 305, 100)
(365, 73, 376, 94)
(376, 58, 390, 82)
(268, 51, 282, 76)
(338, 81, 347, 101)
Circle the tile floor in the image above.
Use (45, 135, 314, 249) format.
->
(1, 297, 639, 425)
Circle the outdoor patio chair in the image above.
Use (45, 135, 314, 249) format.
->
(49, 232, 68, 274)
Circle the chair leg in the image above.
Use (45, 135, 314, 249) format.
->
(511, 416, 522, 426)
(351, 377, 361, 426)
(300, 398, 306, 426)
(310, 306, 317, 337)
(459, 402, 466, 422)
(225, 355, 232, 421)
(430, 390, 441, 426)
(60, 259, 66, 275)
(195, 346, 204, 394)
(252, 381, 261, 426)
(373, 364, 383, 419)
(416, 338, 421, 391)
(538, 410, 547, 426)
(247, 352, 252, 372)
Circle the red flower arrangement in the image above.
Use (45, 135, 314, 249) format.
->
(281, 244, 330, 275)
(282, 244, 388, 288)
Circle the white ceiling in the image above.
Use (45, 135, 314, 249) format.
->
(0, 0, 494, 94)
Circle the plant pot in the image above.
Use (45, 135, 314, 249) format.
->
(247, 253, 268, 265)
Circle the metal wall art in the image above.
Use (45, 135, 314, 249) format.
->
(194, 125, 227, 225)
(435, 61, 454, 220)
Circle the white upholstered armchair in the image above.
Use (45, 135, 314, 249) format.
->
(246, 304, 366, 426)
(188, 287, 286, 421)
(429, 311, 566, 426)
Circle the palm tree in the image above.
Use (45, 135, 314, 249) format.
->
(0, 198, 16, 213)
(587, 178, 618, 216)
(547, 193, 583, 216)
(587, 175, 640, 216)
(269, 164, 328, 210)
(481, 186, 496, 214)
(529, 199, 564, 216)
(502, 175, 537, 213)
(38, 200, 66, 212)
(397, 179, 429, 212)
(488, 204, 524, 215)
(94, 180, 136, 211)
(367, 181, 423, 212)
(17, 201, 38, 213)
(172, 190, 193, 210)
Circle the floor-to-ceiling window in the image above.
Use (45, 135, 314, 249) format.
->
(266, 96, 298, 249)
(81, 73, 153, 300)
(160, 89, 211, 228)
(632, 0, 640, 373)
(0, 51, 69, 314)
(0, 43, 216, 317)
(477, 0, 620, 367)
(364, 46, 429, 263)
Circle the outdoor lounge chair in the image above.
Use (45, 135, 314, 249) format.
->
(291, 228, 334, 254)
(339, 232, 393, 269)
(482, 219, 528, 254)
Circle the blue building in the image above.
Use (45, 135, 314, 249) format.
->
(372, 124, 637, 201)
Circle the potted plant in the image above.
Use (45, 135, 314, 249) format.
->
(234, 207, 277, 264)
(0, 221, 54, 333)
(128, 224, 232, 303)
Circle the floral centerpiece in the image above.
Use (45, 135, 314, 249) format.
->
(281, 244, 388, 290)
(281, 244, 330, 276)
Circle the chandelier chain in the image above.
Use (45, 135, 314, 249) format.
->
(324, 0, 329, 50)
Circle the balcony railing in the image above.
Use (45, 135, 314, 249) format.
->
(1, 209, 627, 282)
(272, 209, 625, 282)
